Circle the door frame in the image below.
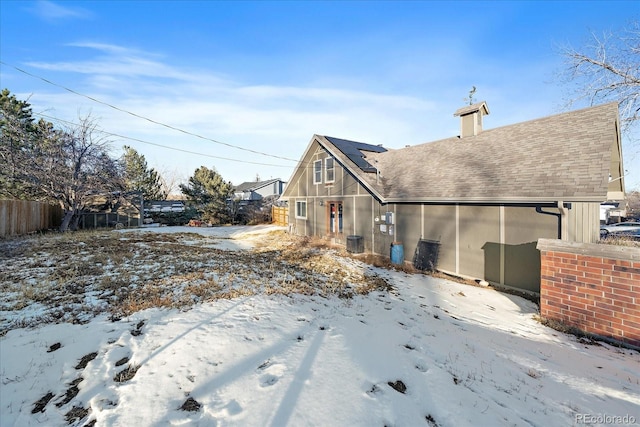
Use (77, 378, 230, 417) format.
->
(326, 201, 344, 238)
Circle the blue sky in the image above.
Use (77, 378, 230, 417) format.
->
(1, 0, 638, 191)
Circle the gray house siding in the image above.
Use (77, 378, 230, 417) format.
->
(285, 158, 605, 295)
(287, 172, 600, 293)
(367, 203, 565, 293)
(282, 103, 621, 294)
(420, 205, 457, 273)
(283, 138, 565, 293)
(502, 207, 557, 292)
(567, 203, 600, 243)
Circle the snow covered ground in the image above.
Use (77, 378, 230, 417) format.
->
(1, 226, 639, 426)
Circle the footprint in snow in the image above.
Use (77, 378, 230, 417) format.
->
(387, 380, 407, 394)
(47, 342, 62, 353)
(414, 362, 429, 373)
(55, 377, 83, 407)
(32, 392, 55, 414)
(179, 397, 201, 412)
(259, 374, 279, 387)
(258, 363, 286, 387)
(130, 320, 146, 336)
(115, 356, 129, 367)
(65, 406, 90, 425)
(75, 351, 98, 369)
(366, 384, 382, 396)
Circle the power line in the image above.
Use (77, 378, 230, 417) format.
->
(39, 110, 374, 195)
(35, 112, 293, 168)
(1, 60, 299, 162)
(2, 61, 346, 182)
(2, 62, 390, 197)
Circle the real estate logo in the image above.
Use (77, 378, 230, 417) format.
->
(575, 414, 636, 425)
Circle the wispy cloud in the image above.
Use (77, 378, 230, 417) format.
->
(21, 41, 442, 183)
(17, 41, 561, 184)
(31, 0, 91, 22)
(25, 42, 225, 87)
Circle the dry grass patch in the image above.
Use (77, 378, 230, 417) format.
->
(598, 235, 640, 247)
(1, 228, 392, 333)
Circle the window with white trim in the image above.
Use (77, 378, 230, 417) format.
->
(295, 200, 307, 219)
(313, 160, 322, 184)
(325, 157, 335, 183)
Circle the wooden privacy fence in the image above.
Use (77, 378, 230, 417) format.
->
(0, 200, 62, 237)
(272, 206, 288, 226)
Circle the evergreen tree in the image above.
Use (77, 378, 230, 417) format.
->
(180, 166, 233, 224)
(0, 88, 38, 198)
(121, 145, 166, 201)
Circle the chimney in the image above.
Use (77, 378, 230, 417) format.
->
(454, 101, 489, 138)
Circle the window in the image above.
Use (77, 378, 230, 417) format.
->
(296, 200, 307, 219)
(313, 160, 322, 184)
(325, 157, 335, 183)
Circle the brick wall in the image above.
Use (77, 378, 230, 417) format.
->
(537, 239, 640, 349)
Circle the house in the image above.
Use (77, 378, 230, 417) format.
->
(233, 178, 286, 202)
(600, 202, 627, 224)
(280, 102, 625, 294)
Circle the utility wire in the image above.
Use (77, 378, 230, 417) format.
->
(2, 61, 365, 185)
(40, 109, 373, 195)
(35, 112, 293, 168)
(1, 61, 299, 162)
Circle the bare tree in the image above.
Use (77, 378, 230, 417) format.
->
(27, 114, 124, 231)
(64, 116, 123, 231)
(2, 91, 126, 230)
(159, 166, 186, 199)
(559, 21, 640, 138)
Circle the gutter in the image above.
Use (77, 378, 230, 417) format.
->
(383, 196, 604, 204)
(535, 201, 570, 240)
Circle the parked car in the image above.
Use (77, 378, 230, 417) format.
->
(170, 203, 185, 212)
(600, 221, 640, 238)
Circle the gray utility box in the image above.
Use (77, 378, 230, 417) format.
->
(346, 235, 364, 253)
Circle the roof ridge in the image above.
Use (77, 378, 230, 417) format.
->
(403, 101, 619, 150)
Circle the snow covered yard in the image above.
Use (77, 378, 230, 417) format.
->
(1, 226, 638, 427)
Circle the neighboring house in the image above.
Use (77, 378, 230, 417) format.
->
(280, 101, 625, 294)
(600, 202, 627, 224)
(234, 178, 286, 202)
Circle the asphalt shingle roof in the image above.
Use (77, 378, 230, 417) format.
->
(235, 178, 283, 192)
(319, 102, 619, 203)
